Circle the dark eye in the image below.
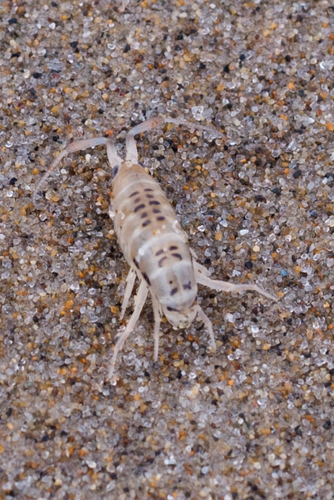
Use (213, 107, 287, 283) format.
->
(111, 165, 120, 179)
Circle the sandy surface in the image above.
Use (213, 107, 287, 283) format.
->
(1, 0, 334, 499)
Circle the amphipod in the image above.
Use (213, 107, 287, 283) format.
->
(34, 116, 277, 380)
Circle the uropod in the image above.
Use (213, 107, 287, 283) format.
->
(34, 116, 277, 380)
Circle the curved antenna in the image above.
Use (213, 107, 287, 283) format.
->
(164, 116, 223, 137)
(124, 115, 223, 162)
(33, 137, 108, 209)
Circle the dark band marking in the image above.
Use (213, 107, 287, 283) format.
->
(149, 200, 160, 206)
(170, 287, 178, 296)
(155, 249, 164, 256)
(158, 256, 167, 267)
(134, 204, 145, 212)
(169, 246, 178, 250)
(146, 194, 154, 199)
(134, 197, 141, 203)
(172, 253, 182, 260)
(157, 216, 166, 221)
(153, 208, 161, 214)
(133, 258, 140, 269)
(167, 306, 179, 312)
(142, 272, 151, 286)
(111, 165, 119, 179)
(144, 188, 153, 192)
(142, 220, 151, 227)
(130, 191, 139, 198)
(183, 281, 192, 290)
(141, 212, 148, 219)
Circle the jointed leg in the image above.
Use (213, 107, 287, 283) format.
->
(192, 258, 210, 277)
(196, 305, 216, 352)
(108, 279, 148, 381)
(33, 136, 108, 208)
(151, 295, 162, 362)
(120, 268, 137, 320)
(194, 261, 277, 302)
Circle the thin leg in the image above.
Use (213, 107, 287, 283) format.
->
(125, 117, 164, 163)
(192, 258, 210, 277)
(33, 136, 108, 208)
(151, 295, 162, 361)
(108, 279, 148, 381)
(196, 305, 216, 352)
(120, 268, 137, 320)
(194, 261, 277, 302)
(189, 247, 199, 261)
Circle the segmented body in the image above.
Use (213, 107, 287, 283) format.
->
(111, 162, 198, 327)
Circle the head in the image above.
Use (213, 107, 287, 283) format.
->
(148, 254, 198, 330)
(161, 301, 198, 330)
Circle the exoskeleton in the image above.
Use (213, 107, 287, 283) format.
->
(34, 116, 276, 380)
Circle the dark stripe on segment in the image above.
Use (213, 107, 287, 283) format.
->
(153, 208, 161, 214)
(134, 197, 141, 203)
(149, 200, 160, 206)
(144, 188, 153, 192)
(146, 194, 154, 199)
(172, 253, 182, 260)
(111, 165, 119, 179)
(155, 249, 164, 256)
(167, 306, 179, 312)
(158, 256, 167, 267)
(129, 191, 139, 198)
(170, 287, 178, 296)
(157, 216, 165, 221)
(183, 281, 192, 290)
(141, 212, 148, 219)
(134, 204, 145, 213)
(142, 220, 151, 227)
(169, 246, 178, 250)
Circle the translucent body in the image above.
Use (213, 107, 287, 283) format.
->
(111, 161, 198, 328)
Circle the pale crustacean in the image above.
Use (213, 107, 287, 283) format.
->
(34, 116, 277, 380)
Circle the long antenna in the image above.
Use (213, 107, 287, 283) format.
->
(33, 137, 108, 209)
